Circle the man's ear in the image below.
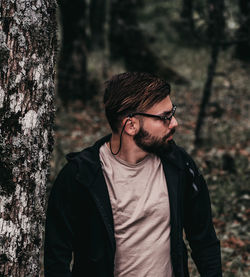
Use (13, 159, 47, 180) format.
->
(122, 117, 139, 136)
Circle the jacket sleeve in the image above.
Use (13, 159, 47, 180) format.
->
(44, 162, 76, 277)
(183, 157, 222, 277)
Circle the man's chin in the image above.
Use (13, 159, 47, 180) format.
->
(138, 140, 174, 156)
(133, 127, 175, 156)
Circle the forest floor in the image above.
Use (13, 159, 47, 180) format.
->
(47, 46, 250, 276)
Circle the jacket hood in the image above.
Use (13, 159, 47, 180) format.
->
(66, 134, 111, 163)
(65, 134, 112, 186)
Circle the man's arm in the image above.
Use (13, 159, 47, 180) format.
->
(44, 163, 76, 277)
(183, 158, 222, 277)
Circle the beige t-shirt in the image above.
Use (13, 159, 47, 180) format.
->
(99, 143, 174, 277)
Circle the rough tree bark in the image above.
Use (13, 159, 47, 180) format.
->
(0, 1, 57, 276)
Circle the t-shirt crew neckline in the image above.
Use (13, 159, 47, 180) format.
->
(105, 142, 152, 168)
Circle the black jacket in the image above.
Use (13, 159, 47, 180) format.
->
(44, 135, 222, 277)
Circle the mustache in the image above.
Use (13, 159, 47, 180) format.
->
(163, 128, 176, 140)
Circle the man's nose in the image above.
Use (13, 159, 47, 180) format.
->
(169, 116, 178, 129)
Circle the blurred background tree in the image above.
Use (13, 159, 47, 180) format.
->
(234, 0, 250, 61)
(194, 0, 225, 145)
(57, 0, 88, 106)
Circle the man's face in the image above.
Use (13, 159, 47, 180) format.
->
(133, 96, 178, 155)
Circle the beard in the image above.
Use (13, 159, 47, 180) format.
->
(133, 126, 175, 156)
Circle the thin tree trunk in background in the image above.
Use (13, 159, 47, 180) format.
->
(89, 0, 107, 49)
(194, 0, 225, 146)
(0, 1, 57, 276)
(109, 0, 159, 72)
(57, 0, 88, 105)
(109, 0, 188, 84)
(235, 0, 250, 61)
(194, 43, 220, 146)
(181, 0, 194, 29)
(103, 0, 111, 79)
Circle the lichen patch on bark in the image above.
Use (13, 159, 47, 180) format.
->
(0, 87, 4, 108)
(9, 93, 24, 113)
(20, 110, 38, 135)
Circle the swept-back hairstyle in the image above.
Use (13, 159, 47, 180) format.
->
(103, 72, 171, 133)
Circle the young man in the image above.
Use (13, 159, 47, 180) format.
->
(44, 72, 222, 277)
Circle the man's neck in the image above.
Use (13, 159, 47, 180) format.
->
(109, 133, 149, 164)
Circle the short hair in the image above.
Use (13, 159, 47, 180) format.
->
(103, 72, 171, 133)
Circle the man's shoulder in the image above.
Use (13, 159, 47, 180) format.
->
(165, 141, 196, 170)
(58, 135, 112, 185)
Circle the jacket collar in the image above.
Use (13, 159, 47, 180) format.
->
(67, 134, 116, 252)
(66, 134, 185, 175)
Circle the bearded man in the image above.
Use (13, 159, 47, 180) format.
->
(44, 72, 222, 277)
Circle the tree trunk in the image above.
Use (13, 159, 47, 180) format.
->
(109, 0, 159, 72)
(181, 0, 194, 29)
(89, 0, 107, 49)
(108, 0, 188, 84)
(194, 0, 225, 146)
(57, 0, 88, 106)
(207, 0, 225, 39)
(234, 0, 250, 61)
(0, 1, 57, 276)
(194, 43, 220, 146)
